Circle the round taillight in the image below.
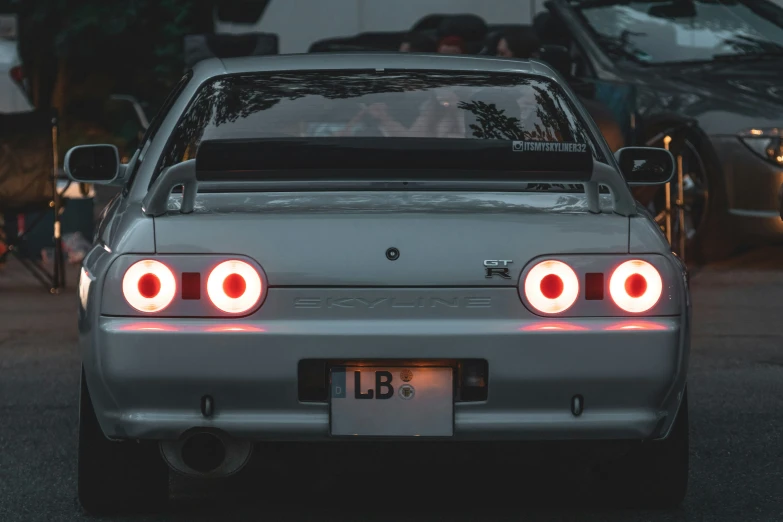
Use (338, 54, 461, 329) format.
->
(122, 260, 176, 313)
(206, 260, 263, 314)
(609, 260, 662, 313)
(524, 260, 579, 314)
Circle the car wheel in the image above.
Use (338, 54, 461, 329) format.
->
(77, 368, 169, 516)
(605, 388, 689, 508)
(638, 128, 733, 264)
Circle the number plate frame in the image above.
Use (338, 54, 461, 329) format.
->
(329, 366, 455, 438)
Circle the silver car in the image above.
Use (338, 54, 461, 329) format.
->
(69, 53, 690, 515)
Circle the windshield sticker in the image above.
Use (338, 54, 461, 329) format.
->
(513, 141, 587, 153)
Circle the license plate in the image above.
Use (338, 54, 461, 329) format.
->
(330, 366, 454, 437)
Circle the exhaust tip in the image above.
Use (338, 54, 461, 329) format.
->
(160, 430, 253, 478)
(181, 432, 226, 473)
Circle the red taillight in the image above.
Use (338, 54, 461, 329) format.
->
(122, 260, 177, 313)
(9, 65, 23, 84)
(138, 273, 161, 298)
(524, 260, 579, 314)
(222, 273, 246, 298)
(206, 260, 263, 314)
(609, 260, 662, 313)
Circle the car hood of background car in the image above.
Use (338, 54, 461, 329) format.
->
(153, 191, 630, 287)
(630, 60, 783, 136)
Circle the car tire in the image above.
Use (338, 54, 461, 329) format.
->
(77, 368, 169, 516)
(681, 134, 734, 264)
(639, 125, 734, 264)
(608, 388, 689, 508)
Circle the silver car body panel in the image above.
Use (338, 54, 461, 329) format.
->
(711, 136, 783, 241)
(88, 312, 684, 441)
(152, 192, 628, 287)
(79, 53, 689, 445)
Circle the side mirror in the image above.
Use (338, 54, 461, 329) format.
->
(64, 144, 122, 184)
(538, 44, 573, 78)
(615, 147, 675, 185)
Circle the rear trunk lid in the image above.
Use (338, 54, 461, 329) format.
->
(153, 191, 628, 286)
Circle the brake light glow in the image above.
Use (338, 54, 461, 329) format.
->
(524, 260, 579, 314)
(122, 260, 177, 313)
(605, 321, 668, 331)
(206, 260, 263, 314)
(520, 322, 588, 331)
(609, 260, 662, 313)
(119, 322, 179, 332)
(206, 325, 266, 332)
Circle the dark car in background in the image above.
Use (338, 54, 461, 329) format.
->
(538, 0, 783, 263)
(310, 0, 783, 263)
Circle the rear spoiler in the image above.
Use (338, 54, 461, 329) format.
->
(142, 138, 637, 217)
(195, 138, 593, 182)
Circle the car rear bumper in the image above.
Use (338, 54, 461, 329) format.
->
(85, 314, 688, 443)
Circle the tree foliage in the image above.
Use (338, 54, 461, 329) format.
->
(18, 0, 214, 110)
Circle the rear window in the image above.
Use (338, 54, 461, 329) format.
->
(153, 70, 602, 183)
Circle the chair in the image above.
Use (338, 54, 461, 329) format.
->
(308, 32, 405, 53)
(436, 14, 488, 43)
(0, 109, 66, 292)
(481, 24, 530, 55)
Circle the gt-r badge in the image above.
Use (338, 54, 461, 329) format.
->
(484, 260, 513, 279)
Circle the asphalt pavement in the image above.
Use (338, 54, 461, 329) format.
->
(1, 248, 782, 522)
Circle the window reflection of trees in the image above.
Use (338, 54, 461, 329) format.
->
(158, 72, 595, 178)
(459, 84, 589, 144)
(583, 4, 783, 63)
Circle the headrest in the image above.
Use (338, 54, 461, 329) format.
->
(411, 14, 448, 33)
(348, 31, 406, 50)
(437, 14, 488, 42)
(481, 24, 531, 55)
(308, 32, 404, 53)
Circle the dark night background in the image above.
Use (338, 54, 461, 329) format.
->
(2, 0, 268, 158)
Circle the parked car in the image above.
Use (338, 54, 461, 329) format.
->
(308, 1, 783, 263)
(532, 0, 783, 263)
(67, 53, 690, 515)
(0, 14, 32, 113)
